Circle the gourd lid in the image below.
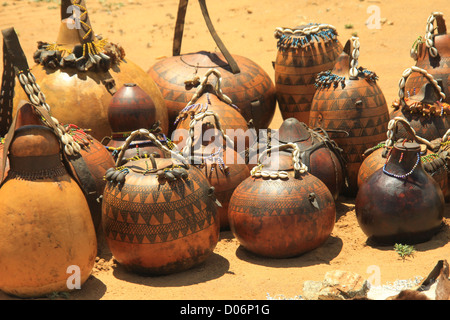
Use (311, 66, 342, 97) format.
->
(277, 118, 311, 144)
(393, 141, 421, 152)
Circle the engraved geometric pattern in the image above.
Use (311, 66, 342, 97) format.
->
(102, 169, 217, 244)
(309, 78, 390, 165)
(149, 53, 276, 130)
(274, 40, 343, 121)
(229, 175, 334, 218)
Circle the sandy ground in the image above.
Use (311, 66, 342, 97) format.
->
(0, 0, 449, 300)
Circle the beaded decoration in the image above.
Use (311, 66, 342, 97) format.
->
(8, 165, 67, 181)
(274, 23, 339, 51)
(33, 1, 125, 72)
(314, 70, 346, 89)
(382, 151, 420, 179)
(201, 147, 230, 178)
(391, 98, 450, 117)
(314, 67, 378, 89)
(64, 123, 93, 147)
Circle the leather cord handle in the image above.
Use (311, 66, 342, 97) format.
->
(0, 39, 15, 137)
(435, 14, 447, 35)
(0, 27, 31, 137)
(172, 0, 188, 57)
(0, 27, 97, 203)
(172, 0, 240, 74)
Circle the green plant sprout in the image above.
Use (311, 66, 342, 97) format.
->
(394, 243, 416, 262)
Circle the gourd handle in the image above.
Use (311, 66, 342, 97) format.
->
(345, 36, 360, 79)
(186, 68, 235, 107)
(251, 142, 308, 179)
(181, 109, 235, 159)
(116, 129, 189, 168)
(172, 0, 240, 74)
(397, 66, 446, 105)
(0, 27, 81, 157)
(424, 12, 446, 58)
(174, 68, 239, 125)
(385, 117, 432, 149)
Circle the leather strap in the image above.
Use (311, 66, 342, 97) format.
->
(0, 27, 100, 211)
(435, 14, 447, 35)
(172, 0, 240, 74)
(0, 40, 15, 136)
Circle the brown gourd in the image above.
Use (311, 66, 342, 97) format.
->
(148, 0, 275, 133)
(309, 36, 390, 196)
(273, 23, 343, 124)
(104, 83, 173, 163)
(102, 129, 220, 275)
(272, 118, 345, 200)
(390, 66, 450, 142)
(358, 117, 448, 199)
(356, 141, 444, 245)
(179, 109, 250, 230)
(406, 12, 450, 104)
(228, 143, 336, 258)
(173, 68, 250, 152)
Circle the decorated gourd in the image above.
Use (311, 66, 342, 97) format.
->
(13, 0, 168, 140)
(102, 129, 220, 275)
(272, 118, 345, 200)
(180, 110, 250, 230)
(391, 66, 450, 141)
(358, 117, 448, 198)
(356, 141, 444, 245)
(0, 103, 97, 298)
(406, 12, 450, 103)
(309, 36, 390, 195)
(173, 68, 249, 152)
(228, 143, 336, 258)
(148, 0, 276, 132)
(273, 23, 342, 124)
(1, 27, 115, 233)
(103, 83, 173, 162)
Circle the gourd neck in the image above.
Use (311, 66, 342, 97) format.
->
(383, 143, 422, 179)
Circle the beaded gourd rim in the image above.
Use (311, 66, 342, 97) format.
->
(274, 23, 338, 51)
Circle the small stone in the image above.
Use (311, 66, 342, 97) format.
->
(318, 286, 346, 300)
(302, 280, 323, 300)
(320, 270, 370, 299)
